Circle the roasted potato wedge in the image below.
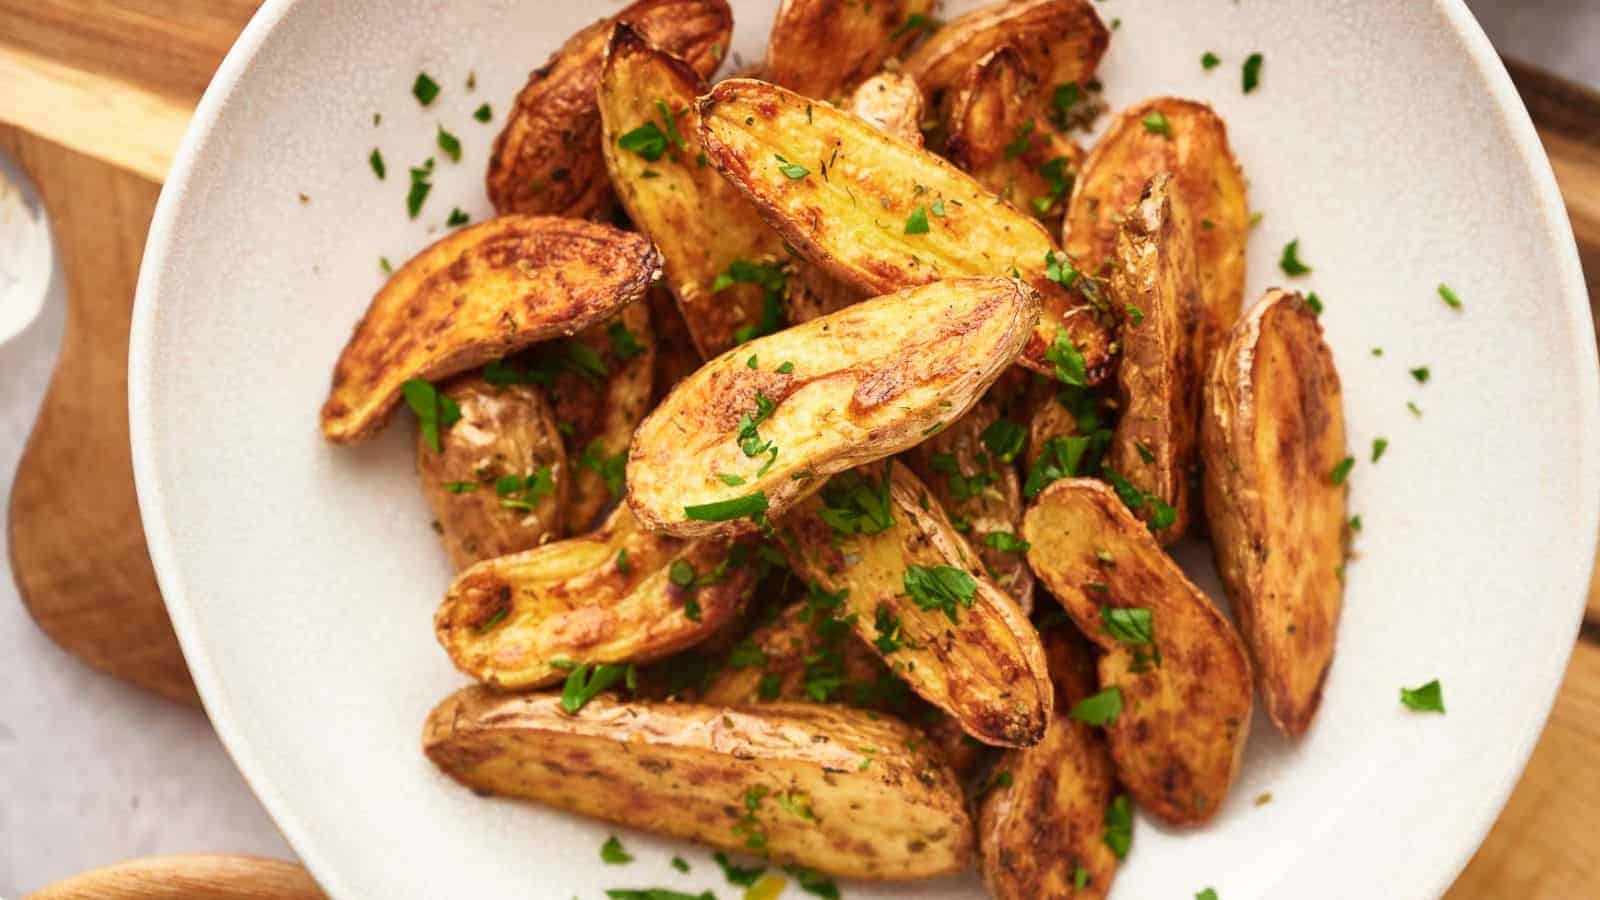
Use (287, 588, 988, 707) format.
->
(943, 46, 1084, 227)
(1023, 478, 1252, 824)
(321, 216, 660, 444)
(435, 505, 753, 689)
(698, 77, 1113, 381)
(599, 23, 789, 358)
(780, 461, 1052, 747)
(979, 627, 1120, 900)
(904, 397, 1034, 612)
(1202, 289, 1348, 736)
(849, 71, 927, 147)
(903, 0, 1109, 102)
(486, 0, 730, 218)
(1107, 173, 1200, 541)
(627, 277, 1038, 538)
(423, 688, 975, 879)
(418, 377, 569, 569)
(541, 287, 655, 533)
(1065, 98, 1248, 377)
(764, 0, 934, 101)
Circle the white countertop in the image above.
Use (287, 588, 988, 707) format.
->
(0, 0, 1595, 894)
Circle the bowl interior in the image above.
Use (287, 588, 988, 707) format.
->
(130, 1, 1598, 898)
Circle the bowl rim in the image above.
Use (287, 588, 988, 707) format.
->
(128, 1, 1600, 897)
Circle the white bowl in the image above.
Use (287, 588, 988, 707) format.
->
(130, 1, 1598, 898)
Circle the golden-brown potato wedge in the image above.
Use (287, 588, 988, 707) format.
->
(627, 277, 1038, 538)
(764, 0, 934, 101)
(434, 505, 753, 689)
(1202, 289, 1348, 736)
(903, 0, 1109, 102)
(849, 70, 928, 147)
(417, 377, 569, 569)
(598, 23, 788, 358)
(780, 462, 1052, 747)
(423, 688, 975, 879)
(544, 295, 655, 534)
(903, 397, 1034, 612)
(320, 216, 660, 444)
(486, 0, 730, 218)
(1023, 479, 1252, 824)
(697, 78, 1113, 381)
(979, 627, 1120, 900)
(646, 285, 702, 401)
(1107, 174, 1200, 541)
(943, 46, 1084, 227)
(1065, 98, 1248, 377)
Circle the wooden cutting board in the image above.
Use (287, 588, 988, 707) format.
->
(2, 3, 1597, 896)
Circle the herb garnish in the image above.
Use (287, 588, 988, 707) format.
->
(1004, 120, 1037, 159)
(1243, 53, 1264, 93)
(1071, 686, 1123, 725)
(407, 159, 434, 219)
(985, 532, 1031, 553)
(712, 259, 789, 344)
(671, 856, 689, 874)
(496, 467, 554, 510)
(714, 851, 766, 886)
(1371, 437, 1388, 463)
(1043, 329, 1089, 387)
(437, 126, 461, 162)
(980, 418, 1027, 463)
(1141, 111, 1171, 137)
(578, 440, 627, 498)
(369, 148, 386, 179)
(1400, 679, 1445, 713)
(401, 378, 461, 452)
(1410, 366, 1430, 384)
(1103, 794, 1133, 858)
(1306, 291, 1323, 315)
(1329, 456, 1355, 485)
(1279, 239, 1311, 276)
(684, 491, 769, 522)
(775, 154, 809, 179)
(902, 565, 977, 624)
(1202, 51, 1221, 70)
(607, 321, 646, 360)
(1105, 469, 1177, 529)
(904, 205, 931, 234)
(473, 103, 492, 123)
(889, 12, 935, 40)
(412, 72, 440, 106)
(818, 467, 894, 535)
(559, 662, 633, 713)
(600, 835, 632, 864)
(1437, 283, 1463, 310)
(446, 207, 469, 227)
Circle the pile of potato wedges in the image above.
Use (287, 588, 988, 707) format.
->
(321, 1, 1351, 895)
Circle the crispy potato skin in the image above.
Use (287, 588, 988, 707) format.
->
(979, 628, 1120, 900)
(1108, 174, 1201, 541)
(903, 0, 1109, 102)
(943, 46, 1084, 228)
(904, 397, 1035, 612)
(545, 300, 654, 533)
(1065, 98, 1248, 378)
(418, 378, 569, 569)
(1022, 479, 1252, 824)
(1202, 290, 1347, 736)
(627, 277, 1038, 538)
(598, 24, 786, 358)
(765, 0, 935, 101)
(849, 71, 928, 147)
(781, 462, 1052, 747)
(321, 216, 660, 443)
(423, 689, 975, 879)
(698, 78, 1113, 381)
(486, 0, 730, 218)
(435, 505, 752, 689)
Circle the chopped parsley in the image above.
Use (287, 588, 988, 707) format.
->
(930, 452, 997, 502)
(1202, 51, 1221, 70)
(784, 866, 840, 899)
(1243, 53, 1264, 93)
(1033, 155, 1075, 216)
(1004, 119, 1037, 160)
(401, 378, 461, 452)
(578, 440, 627, 498)
(1135, 442, 1156, 464)
(714, 851, 766, 886)
(446, 207, 469, 227)
(728, 640, 768, 669)
(1141, 110, 1171, 137)
(1075, 866, 1090, 889)
(618, 121, 669, 161)
(369, 148, 386, 179)
(1410, 366, 1431, 384)
(1043, 329, 1089, 386)
(1329, 456, 1355, 485)
(1400, 679, 1445, 713)
(1198, 889, 1220, 900)
(559, 662, 632, 713)
(1279, 239, 1311, 276)
(443, 481, 477, 493)
(1105, 469, 1177, 529)
(980, 418, 1027, 463)
(1126, 303, 1145, 325)
(776, 360, 795, 374)
(412, 72, 440, 106)
(1306, 291, 1323, 315)
(616, 548, 630, 574)
(482, 357, 556, 387)
(1103, 794, 1133, 858)
(774, 154, 809, 179)
(1024, 434, 1096, 498)
(566, 342, 609, 379)
(889, 12, 935, 40)
(1438, 283, 1464, 310)
(671, 856, 689, 873)
(712, 259, 788, 344)
(1070, 686, 1123, 725)
(873, 605, 907, 654)
(437, 126, 461, 162)
(734, 785, 770, 851)
(406, 158, 434, 219)
(656, 99, 687, 149)
(717, 472, 747, 486)
(496, 466, 555, 510)
(607, 321, 646, 360)
(903, 565, 977, 624)
(1103, 606, 1160, 670)
(379, 256, 393, 274)
(984, 531, 1031, 554)
(1371, 437, 1389, 463)
(818, 466, 894, 535)
(736, 393, 778, 459)
(599, 835, 632, 864)
(904, 205, 931, 234)
(473, 103, 492, 122)
(606, 890, 714, 900)
(684, 491, 769, 522)
(1408, 400, 1423, 417)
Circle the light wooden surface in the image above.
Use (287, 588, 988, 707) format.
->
(1, 7, 1596, 898)
(25, 854, 325, 900)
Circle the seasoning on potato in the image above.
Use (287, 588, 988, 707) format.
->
(486, 0, 731, 218)
(902, 0, 1109, 104)
(320, 216, 660, 444)
(1203, 288, 1349, 736)
(849, 70, 928, 147)
(764, 0, 935, 102)
(696, 77, 1114, 382)
(1023, 478, 1253, 824)
(626, 276, 1039, 538)
(434, 505, 753, 689)
(423, 687, 976, 879)
(417, 377, 570, 570)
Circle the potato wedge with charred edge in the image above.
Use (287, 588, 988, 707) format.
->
(418, 378, 569, 570)
(1023, 479, 1252, 824)
(599, 23, 788, 359)
(435, 505, 752, 689)
(850, 71, 927, 147)
(944, 46, 1084, 228)
(698, 78, 1113, 381)
(1065, 98, 1248, 378)
(628, 277, 1038, 538)
(546, 298, 654, 534)
(780, 461, 1052, 748)
(903, 0, 1109, 103)
(423, 689, 975, 879)
(1202, 289, 1347, 737)
(1107, 174, 1200, 542)
(904, 397, 1035, 612)
(764, 0, 934, 102)
(486, 0, 730, 218)
(979, 627, 1120, 900)
(321, 217, 660, 444)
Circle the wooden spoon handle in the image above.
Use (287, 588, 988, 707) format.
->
(25, 854, 323, 900)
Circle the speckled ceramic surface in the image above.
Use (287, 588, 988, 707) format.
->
(129, 1, 1597, 898)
